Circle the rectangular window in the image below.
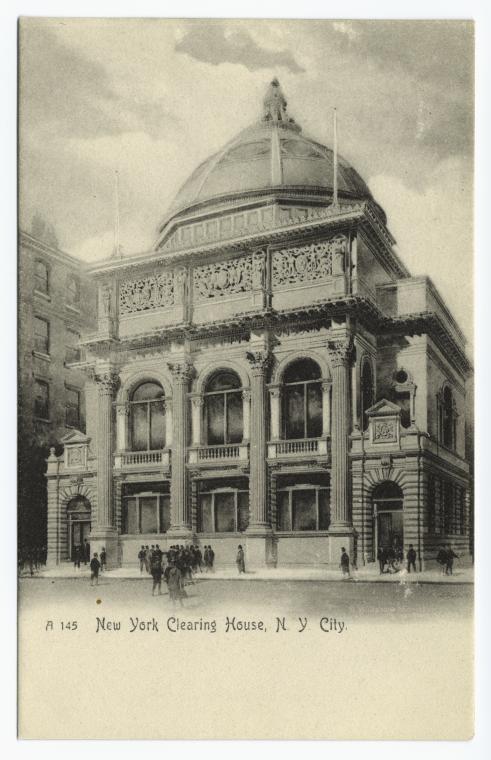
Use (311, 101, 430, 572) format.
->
(65, 330, 81, 364)
(34, 316, 49, 354)
(306, 384, 323, 438)
(35, 261, 49, 295)
(226, 392, 243, 444)
(318, 489, 331, 530)
(65, 387, 80, 428)
(131, 404, 148, 451)
(237, 491, 249, 532)
(292, 490, 317, 531)
(149, 400, 166, 450)
(34, 379, 49, 419)
(140, 496, 158, 533)
(277, 491, 291, 531)
(427, 476, 436, 533)
(124, 497, 139, 535)
(159, 495, 171, 534)
(215, 492, 236, 532)
(199, 493, 214, 533)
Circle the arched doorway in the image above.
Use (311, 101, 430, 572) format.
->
(372, 482, 404, 556)
(67, 496, 91, 560)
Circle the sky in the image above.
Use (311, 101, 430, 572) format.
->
(19, 18, 474, 343)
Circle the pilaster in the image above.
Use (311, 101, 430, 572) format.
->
(167, 360, 194, 538)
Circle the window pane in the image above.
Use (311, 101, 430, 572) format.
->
(206, 394, 225, 444)
(199, 493, 213, 533)
(293, 490, 317, 531)
(207, 372, 241, 391)
(125, 498, 139, 534)
(159, 495, 171, 533)
(132, 382, 164, 401)
(140, 497, 158, 533)
(307, 383, 323, 438)
(34, 317, 49, 354)
(238, 491, 249, 532)
(284, 386, 305, 439)
(131, 404, 148, 450)
(150, 400, 165, 449)
(66, 390, 80, 428)
(67, 276, 80, 305)
(66, 332, 80, 363)
(215, 492, 236, 532)
(277, 491, 291, 531)
(227, 391, 243, 443)
(284, 359, 321, 383)
(319, 489, 330, 530)
(34, 381, 49, 419)
(35, 262, 49, 294)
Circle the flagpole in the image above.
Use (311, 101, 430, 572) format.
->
(113, 169, 120, 258)
(333, 108, 338, 207)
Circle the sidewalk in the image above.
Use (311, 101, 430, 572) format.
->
(22, 562, 474, 584)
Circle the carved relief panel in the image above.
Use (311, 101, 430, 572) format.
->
(119, 272, 175, 315)
(193, 255, 253, 302)
(271, 235, 348, 288)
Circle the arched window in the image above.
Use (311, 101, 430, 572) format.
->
(66, 274, 80, 307)
(282, 359, 322, 440)
(130, 381, 165, 451)
(360, 359, 374, 431)
(204, 371, 243, 445)
(441, 386, 457, 449)
(34, 260, 49, 295)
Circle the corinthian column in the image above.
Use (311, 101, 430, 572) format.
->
(91, 370, 119, 568)
(327, 337, 353, 529)
(246, 351, 271, 530)
(168, 361, 193, 536)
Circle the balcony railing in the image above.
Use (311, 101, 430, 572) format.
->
(114, 449, 170, 469)
(268, 438, 329, 459)
(188, 442, 249, 464)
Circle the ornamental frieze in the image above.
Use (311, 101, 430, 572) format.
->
(119, 272, 175, 315)
(193, 256, 253, 302)
(272, 235, 347, 287)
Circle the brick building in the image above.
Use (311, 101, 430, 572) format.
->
(43, 81, 472, 569)
(18, 229, 96, 549)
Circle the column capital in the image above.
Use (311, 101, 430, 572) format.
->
(115, 401, 131, 416)
(94, 371, 120, 394)
(190, 395, 204, 408)
(246, 350, 271, 376)
(327, 336, 354, 367)
(242, 388, 252, 402)
(167, 360, 194, 382)
(268, 384, 281, 399)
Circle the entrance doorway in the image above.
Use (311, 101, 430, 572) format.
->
(70, 520, 91, 560)
(66, 496, 92, 560)
(372, 481, 404, 557)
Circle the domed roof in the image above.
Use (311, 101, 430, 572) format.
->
(165, 79, 373, 225)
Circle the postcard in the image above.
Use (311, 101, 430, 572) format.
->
(17, 17, 474, 740)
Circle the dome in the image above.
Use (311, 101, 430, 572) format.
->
(161, 79, 374, 230)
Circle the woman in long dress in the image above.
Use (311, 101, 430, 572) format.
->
(236, 545, 246, 575)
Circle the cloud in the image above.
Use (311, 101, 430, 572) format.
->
(20, 23, 181, 141)
(175, 23, 305, 73)
(369, 156, 473, 343)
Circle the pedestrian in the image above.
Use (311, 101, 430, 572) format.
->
(208, 545, 215, 572)
(83, 539, 90, 565)
(90, 553, 101, 586)
(386, 545, 396, 573)
(340, 547, 350, 578)
(407, 544, 417, 573)
(155, 544, 163, 564)
(377, 546, 386, 574)
(165, 560, 184, 606)
(236, 544, 246, 574)
(100, 547, 107, 573)
(195, 545, 203, 572)
(436, 545, 447, 575)
(445, 544, 458, 575)
(150, 551, 163, 596)
(144, 545, 151, 573)
(73, 544, 81, 570)
(138, 545, 146, 573)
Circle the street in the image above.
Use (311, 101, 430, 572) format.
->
(19, 575, 473, 622)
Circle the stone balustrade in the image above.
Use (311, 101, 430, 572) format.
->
(267, 437, 329, 459)
(188, 442, 249, 464)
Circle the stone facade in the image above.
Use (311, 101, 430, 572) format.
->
(43, 82, 473, 569)
(18, 230, 96, 550)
